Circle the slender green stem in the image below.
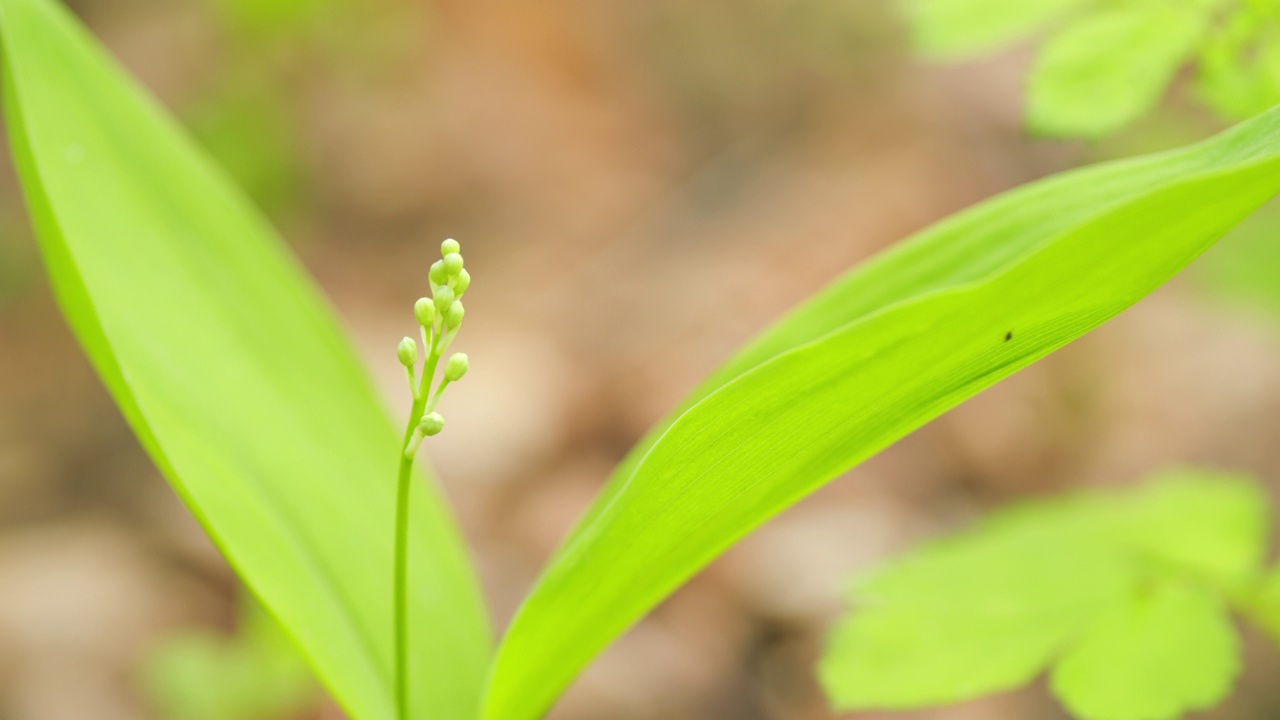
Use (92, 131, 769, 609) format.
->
(393, 447, 414, 720)
(394, 332, 441, 720)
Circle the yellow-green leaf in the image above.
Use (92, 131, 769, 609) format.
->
(818, 472, 1263, 715)
(1196, 8, 1280, 120)
(483, 103, 1280, 720)
(902, 0, 1085, 57)
(1119, 469, 1268, 593)
(0, 0, 489, 717)
(1028, 5, 1207, 137)
(820, 496, 1132, 708)
(1052, 580, 1239, 720)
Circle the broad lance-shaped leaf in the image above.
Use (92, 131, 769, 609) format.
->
(0, 0, 489, 717)
(567, 104, 1280, 552)
(483, 108, 1280, 719)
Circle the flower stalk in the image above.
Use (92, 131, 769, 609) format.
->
(393, 239, 471, 720)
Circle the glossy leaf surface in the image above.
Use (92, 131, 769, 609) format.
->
(485, 109, 1280, 719)
(0, 0, 489, 717)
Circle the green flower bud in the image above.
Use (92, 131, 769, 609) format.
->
(433, 285, 456, 314)
(396, 337, 417, 367)
(419, 412, 445, 436)
(414, 297, 435, 326)
(429, 260, 448, 285)
(444, 353, 469, 382)
(445, 300, 465, 329)
(441, 238, 461, 256)
(453, 268, 471, 295)
(443, 253, 464, 276)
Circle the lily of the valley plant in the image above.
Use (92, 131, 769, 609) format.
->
(5, 0, 1280, 719)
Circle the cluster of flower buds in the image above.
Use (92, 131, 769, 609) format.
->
(398, 238, 471, 459)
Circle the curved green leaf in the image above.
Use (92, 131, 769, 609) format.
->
(0, 0, 489, 717)
(1027, 4, 1207, 138)
(1051, 579, 1239, 720)
(483, 108, 1280, 719)
(568, 102, 1280, 553)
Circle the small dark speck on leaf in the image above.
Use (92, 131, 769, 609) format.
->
(1004, 331, 1013, 342)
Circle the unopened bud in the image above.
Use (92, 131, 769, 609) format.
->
(433, 285, 456, 314)
(441, 238, 461, 256)
(453, 268, 471, 295)
(419, 412, 445, 436)
(414, 297, 435, 326)
(397, 337, 417, 367)
(429, 260, 448, 286)
(444, 353, 469, 382)
(445, 300, 465, 329)
(443, 253, 464, 276)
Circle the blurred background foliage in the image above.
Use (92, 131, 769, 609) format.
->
(0, 0, 1279, 719)
(142, 597, 315, 720)
(901, 0, 1280, 329)
(903, 0, 1280, 136)
(822, 470, 1274, 719)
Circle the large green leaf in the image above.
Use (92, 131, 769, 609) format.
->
(483, 109, 1280, 718)
(0, 0, 489, 718)
(564, 107, 1280, 552)
(1026, 4, 1208, 138)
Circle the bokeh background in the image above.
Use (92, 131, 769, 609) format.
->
(3, 0, 1280, 718)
